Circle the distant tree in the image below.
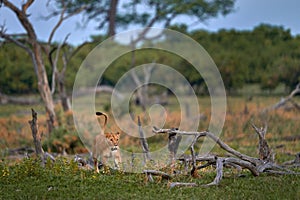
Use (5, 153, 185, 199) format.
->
(60, 0, 235, 37)
(66, 0, 236, 108)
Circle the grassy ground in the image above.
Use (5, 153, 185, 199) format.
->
(1, 158, 299, 199)
(0, 96, 300, 199)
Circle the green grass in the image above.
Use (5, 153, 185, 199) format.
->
(0, 158, 299, 199)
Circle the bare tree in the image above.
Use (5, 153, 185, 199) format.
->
(0, 0, 56, 132)
(44, 1, 88, 112)
(0, 0, 87, 129)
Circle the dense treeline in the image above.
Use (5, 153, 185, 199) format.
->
(190, 24, 300, 92)
(0, 23, 299, 95)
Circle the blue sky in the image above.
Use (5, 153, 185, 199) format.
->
(1, 0, 300, 45)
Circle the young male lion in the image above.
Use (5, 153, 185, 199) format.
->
(92, 112, 122, 173)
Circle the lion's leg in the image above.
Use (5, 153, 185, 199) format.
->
(93, 157, 99, 173)
(102, 156, 110, 174)
(114, 152, 122, 169)
(92, 145, 99, 173)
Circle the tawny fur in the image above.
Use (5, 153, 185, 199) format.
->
(92, 112, 121, 173)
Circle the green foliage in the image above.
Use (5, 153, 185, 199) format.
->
(1, 23, 300, 95)
(0, 43, 37, 94)
(191, 24, 300, 92)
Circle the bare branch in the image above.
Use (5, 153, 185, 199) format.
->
(205, 158, 224, 186)
(169, 182, 197, 189)
(0, 29, 31, 54)
(48, 4, 66, 45)
(47, 2, 87, 45)
(251, 122, 272, 161)
(263, 82, 300, 112)
(143, 170, 172, 180)
(49, 33, 70, 94)
(153, 127, 260, 165)
(130, 3, 166, 45)
(2, 0, 37, 40)
(283, 152, 300, 167)
(22, 0, 34, 14)
(289, 82, 300, 98)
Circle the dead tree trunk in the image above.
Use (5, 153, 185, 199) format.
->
(138, 116, 152, 164)
(168, 130, 182, 171)
(251, 122, 273, 161)
(28, 108, 56, 164)
(28, 108, 44, 159)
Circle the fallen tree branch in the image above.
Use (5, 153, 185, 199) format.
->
(152, 124, 299, 186)
(144, 170, 173, 181)
(8, 146, 35, 155)
(153, 126, 261, 166)
(205, 157, 224, 186)
(169, 182, 198, 189)
(283, 152, 300, 167)
(0, 92, 39, 105)
(263, 82, 300, 112)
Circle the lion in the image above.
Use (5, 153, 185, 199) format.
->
(92, 112, 122, 173)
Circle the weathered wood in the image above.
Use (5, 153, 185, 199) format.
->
(169, 182, 197, 189)
(224, 157, 259, 176)
(263, 82, 300, 112)
(8, 146, 35, 155)
(153, 126, 260, 166)
(152, 124, 299, 186)
(28, 108, 44, 157)
(143, 170, 172, 180)
(138, 116, 152, 163)
(168, 129, 182, 170)
(251, 123, 272, 161)
(190, 135, 199, 177)
(205, 157, 224, 186)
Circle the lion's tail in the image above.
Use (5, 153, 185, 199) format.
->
(96, 112, 108, 131)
